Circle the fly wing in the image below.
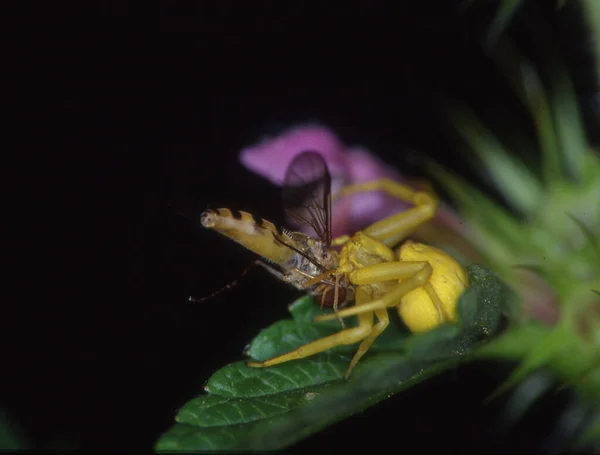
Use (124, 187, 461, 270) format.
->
(282, 151, 332, 245)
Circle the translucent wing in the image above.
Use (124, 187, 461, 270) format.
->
(282, 151, 332, 245)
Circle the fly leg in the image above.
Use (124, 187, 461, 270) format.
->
(343, 307, 388, 380)
(287, 268, 349, 329)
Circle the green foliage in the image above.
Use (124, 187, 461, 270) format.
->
(156, 265, 513, 451)
(433, 9, 600, 320)
(433, 2, 600, 448)
(484, 0, 524, 44)
(0, 409, 29, 450)
(582, 0, 600, 84)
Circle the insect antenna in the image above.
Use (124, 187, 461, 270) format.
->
(189, 260, 261, 303)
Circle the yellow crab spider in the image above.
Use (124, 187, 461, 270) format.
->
(202, 152, 469, 380)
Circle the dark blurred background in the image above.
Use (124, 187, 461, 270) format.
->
(5, 1, 598, 451)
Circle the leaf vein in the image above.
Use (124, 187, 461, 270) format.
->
(265, 368, 302, 388)
(253, 397, 290, 411)
(247, 400, 271, 416)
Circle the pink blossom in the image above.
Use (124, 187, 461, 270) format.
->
(242, 125, 416, 238)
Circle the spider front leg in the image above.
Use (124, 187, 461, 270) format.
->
(343, 307, 388, 380)
(247, 309, 374, 371)
(248, 287, 385, 380)
(332, 178, 439, 247)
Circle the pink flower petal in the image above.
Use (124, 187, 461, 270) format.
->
(239, 124, 349, 185)
(346, 148, 403, 183)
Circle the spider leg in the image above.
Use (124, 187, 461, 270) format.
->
(344, 307, 389, 380)
(332, 178, 438, 247)
(247, 309, 373, 369)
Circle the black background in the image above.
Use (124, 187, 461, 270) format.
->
(6, 1, 597, 451)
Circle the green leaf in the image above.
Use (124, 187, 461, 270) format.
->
(156, 265, 512, 451)
(484, 13, 588, 184)
(566, 213, 600, 264)
(574, 412, 600, 450)
(485, 0, 523, 45)
(484, 324, 570, 402)
(487, 39, 565, 186)
(428, 162, 539, 265)
(582, 0, 600, 85)
(497, 371, 555, 430)
(444, 101, 543, 215)
(0, 409, 29, 450)
(528, 29, 590, 182)
(476, 318, 600, 401)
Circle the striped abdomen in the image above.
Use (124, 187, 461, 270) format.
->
(201, 208, 294, 265)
